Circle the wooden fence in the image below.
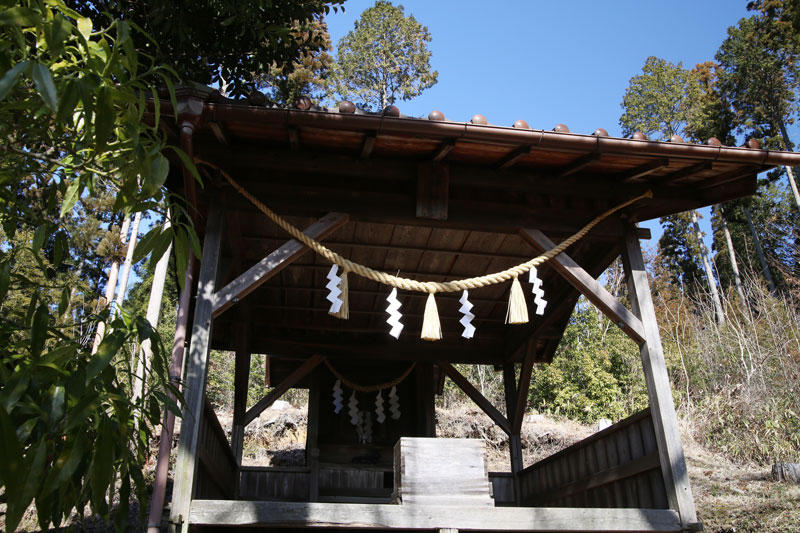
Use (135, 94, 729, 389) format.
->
(517, 408, 668, 508)
(195, 399, 238, 499)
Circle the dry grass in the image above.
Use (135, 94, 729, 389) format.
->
(680, 419, 800, 532)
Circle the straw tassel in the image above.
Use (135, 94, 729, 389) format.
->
(421, 292, 442, 341)
(505, 275, 529, 324)
(330, 269, 349, 319)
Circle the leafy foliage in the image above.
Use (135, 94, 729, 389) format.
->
(73, 0, 345, 99)
(619, 56, 701, 140)
(528, 304, 647, 423)
(716, 13, 799, 149)
(259, 20, 335, 105)
(329, 0, 438, 110)
(0, 2, 192, 529)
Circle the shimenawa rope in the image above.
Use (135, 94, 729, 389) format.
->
(197, 160, 652, 294)
(324, 359, 416, 393)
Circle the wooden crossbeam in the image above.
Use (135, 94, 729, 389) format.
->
(189, 500, 683, 531)
(554, 153, 601, 179)
(439, 361, 511, 435)
(212, 212, 348, 317)
(432, 139, 456, 162)
(619, 158, 670, 183)
(243, 354, 325, 426)
(495, 145, 532, 170)
(520, 229, 646, 345)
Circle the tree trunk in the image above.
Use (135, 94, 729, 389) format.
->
(92, 214, 131, 354)
(717, 204, 745, 303)
(113, 210, 142, 314)
(132, 214, 172, 405)
(776, 120, 800, 212)
(744, 207, 776, 293)
(691, 210, 724, 324)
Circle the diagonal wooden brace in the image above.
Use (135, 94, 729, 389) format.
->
(243, 354, 325, 426)
(438, 361, 511, 435)
(212, 212, 348, 318)
(519, 228, 646, 345)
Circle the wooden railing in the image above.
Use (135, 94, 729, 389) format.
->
(518, 408, 668, 508)
(195, 399, 238, 499)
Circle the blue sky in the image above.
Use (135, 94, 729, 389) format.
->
(324, 1, 759, 248)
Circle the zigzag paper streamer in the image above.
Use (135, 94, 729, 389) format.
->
(375, 391, 386, 423)
(348, 391, 359, 425)
(325, 264, 343, 314)
(529, 267, 548, 316)
(361, 411, 372, 443)
(388, 385, 401, 420)
(385, 288, 404, 339)
(332, 379, 343, 414)
(459, 290, 476, 339)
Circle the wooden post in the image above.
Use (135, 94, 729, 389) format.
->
(503, 363, 523, 504)
(416, 362, 436, 437)
(231, 319, 251, 465)
(146, 254, 196, 533)
(170, 200, 224, 533)
(307, 369, 320, 502)
(621, 224, 698, 528)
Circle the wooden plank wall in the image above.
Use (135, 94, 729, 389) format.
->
(237, 465, 388, 502)
(517, 409, 668, 509)
(195, 399, 238, 499)
(239, 466, 311, 501)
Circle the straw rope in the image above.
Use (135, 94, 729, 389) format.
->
(324, 359, 416, 393)
(197, 160, 652, 294)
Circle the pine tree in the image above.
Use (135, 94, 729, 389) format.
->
(328, 1, 438, 110)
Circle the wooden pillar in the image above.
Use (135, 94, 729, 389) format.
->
(231, 320, 251, 466)
(503, 363, 523, 504)
(169, 200, 224, 533)
(416, 362, 436, 437)
(621, 224, 698, 527)
(307, 369, 320, 502)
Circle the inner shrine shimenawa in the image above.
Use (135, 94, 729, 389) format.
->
(153, 87, 800, 532)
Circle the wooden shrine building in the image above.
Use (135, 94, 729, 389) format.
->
(159, 87, 800, 532)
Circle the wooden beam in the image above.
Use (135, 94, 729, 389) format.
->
(520, 229, 646, 345)
(432, 139, 456, 162)
(495, 145, 532, 170)
(554, 153, 601, 178)
(619, 158, 670, 183)
(243, 354, 325, 426)
(416, 162, 449, 220)
(189, 500, 683, 531)
(622, 224, 697, 527)
(651, 161, 712, 185)
(439, 361, 511, 435)
(503, 363, 524, 504)
(512, 351, 534, 434)
(212, 212, 348, 317)
(170, 199, 224, 533)
(360, 133, 376, 159)
(231, 318, 251, 465)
